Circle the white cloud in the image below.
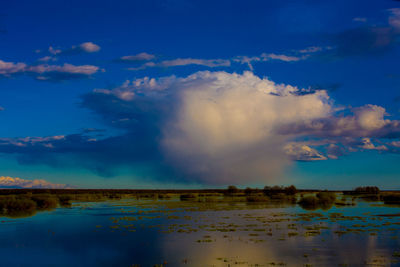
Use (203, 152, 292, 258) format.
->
(130, 58, 231, 70)
(233, 46, 332, 70)
(38, 56, 57, 62)
(119, 52, 155, 62)
(388, 8, 400, 31)
(48, 42, 101, 55)
(158, 71, 331, 183)
(0, 176, 72, 189)
(89, 71, 332, 183)
(284, 143, 327, 161)
(0, 60, 101, 80)
(391, 140, 400, 147)
(354, 104, 389, 131)
(28, 63, 99, 75)
(262, 53, 305, 62)
(277, 104, 399, 138)
(0, 135, 65, 148)
(360, 138, 388, 151)
(48, 46, 62, 55)
(0, 60, 27, 75)
(79, 42, 101, 53)
(297, 46, 324, 53)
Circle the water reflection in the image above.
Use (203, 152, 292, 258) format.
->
(0, 198, 398, 266)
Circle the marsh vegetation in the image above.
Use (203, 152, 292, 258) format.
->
(0, 185, 399, 218)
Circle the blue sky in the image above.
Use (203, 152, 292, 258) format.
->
(0, 0, 400, 189)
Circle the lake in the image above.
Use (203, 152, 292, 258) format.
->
(0, 196, 399, 266)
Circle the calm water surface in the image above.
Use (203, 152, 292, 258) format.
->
(0, 197, 399, 266)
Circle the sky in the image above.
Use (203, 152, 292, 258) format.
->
(0, 0, 400, 189)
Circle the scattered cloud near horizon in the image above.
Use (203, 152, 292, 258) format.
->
(0, 176, 72, 189)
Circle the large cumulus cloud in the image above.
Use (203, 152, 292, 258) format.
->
(81, 71, 332, 183)
(158, 72, 332, 183)
(1, 71, 400, 185)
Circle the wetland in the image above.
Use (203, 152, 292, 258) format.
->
(0, 187, 399, 266)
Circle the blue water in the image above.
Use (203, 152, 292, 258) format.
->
(0, 199, 399, 266)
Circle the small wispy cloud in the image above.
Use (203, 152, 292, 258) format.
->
(118, 45, 330, 72)
(263, 53, 305, 62)
(129, 58, 231, 70)
(353, 17, 367, 23)
(0, 59, 101, 81)
(48, 41, 101, 56)
(79, 42, 101, 53)
(38, 56, 57, 62)
(233, 46, 331, 70)
(117, 52, 156, 62)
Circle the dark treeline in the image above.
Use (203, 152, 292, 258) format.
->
(343, 186, 400, 204)
(345, 186, 380, 194)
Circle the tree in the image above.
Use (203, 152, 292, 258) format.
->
(354, 186, 380, 194)
(284, 185, 297, 195)
(227, 185, 239, 195)
(244, 187, 253, 196)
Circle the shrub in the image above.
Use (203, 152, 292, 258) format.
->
(31, 195, 59, 210)
(298, 196, 319, 207)
(298, 192, 336, 211)
(226, 185, 239, 195)
(244, 187, 254, 196)
(180, 193, 198, 201)
(58, 194, 72, 207)
(353, 186, 380, 194)
(158, 193, 172, 199)
(246, 195, 269, 202)
(285, 185, 298, 195)
(0, 198, 37, 217)
(316, 191, 336, 204)
(263, 185, 297, 196)
(382, 194, 400, 204)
